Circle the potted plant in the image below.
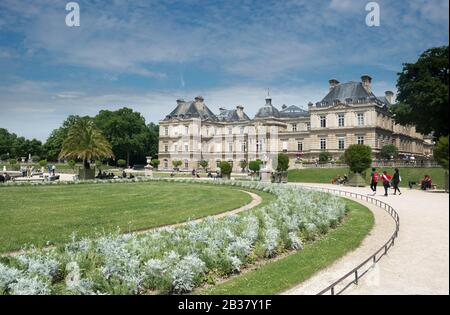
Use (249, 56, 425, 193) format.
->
(239, 160, 248, 173)
(59, 118, 114, 180)
(249, 160, 261, 180)
(344, 144, 372, 187)
(273, 153, 289, 183)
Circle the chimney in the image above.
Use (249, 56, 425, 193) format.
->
(361, 75, 372, 93)
(329, 79, 339, 91)
(385, 91, 394, 104)
(194, 96, 204, 103)
(236, 105, 244, 118)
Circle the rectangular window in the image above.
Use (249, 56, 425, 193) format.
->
(240, 127, 244, 135)
(307, 123, 311, 130)
(357, 136, 365, 145)
(228, 127, 232, 135)
(174, 144, 178, 152)
(228, 143, 233, 153)
(241, 141, 247, 152)
(184, 144, 189, 152)
(292, 124, 297, 132)
(320, 116, 327, 128)
(185, 126, 189, 135)
(164, 126, 169, 136)
(164, 145, 168, 152)
(357, 113, 365, 126)
(338, 137, 345, 150)
(338, 114, 345, 127)
(282, 141, 288, 151)
(320, 138, 327, 150)
(298, 141, 303, 152)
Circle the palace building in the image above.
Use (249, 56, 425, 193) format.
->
(158, 75, 434, 172)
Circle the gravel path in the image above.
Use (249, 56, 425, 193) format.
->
(284, 183, 449, 295)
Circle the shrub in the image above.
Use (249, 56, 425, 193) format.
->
(319, 151, 332, 162)
(151, 159, 160, 169)
(199, 160, 208, 170)
(31, 156, 40, 163)
(249, 160, 261, 173)
(39, 159, 48, 167)
(172, 160, 182, 169)
(380, 144, 399, 160)
(9, 159, 17, 165)
(68, 160, 76, 170)
(117, 159, 126, 168)
(344, 144, 372, 174)
(276, 153, 290, 172)
(0, 153, 9, 161)
(219, 161, 232, 176)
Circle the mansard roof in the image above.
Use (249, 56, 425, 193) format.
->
(279, 105, 310, 118)
(318, 81, 388, 108)
(255, 98, 280, 119)
(217, 107, 250, 122)
(164, 96, 218, 121)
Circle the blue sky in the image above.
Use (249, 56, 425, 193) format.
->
(0, 0, 448, 141)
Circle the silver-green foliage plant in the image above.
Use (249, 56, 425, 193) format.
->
(0, 179, 347, 295)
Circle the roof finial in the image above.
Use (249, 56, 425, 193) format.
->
(266, 88, 270, 98)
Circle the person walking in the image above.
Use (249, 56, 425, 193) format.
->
(381, 170, 392, 197)
(370, 167, 379, 195)
(392, 168, 402, 195)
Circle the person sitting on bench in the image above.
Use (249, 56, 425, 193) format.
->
(421, 175, 432, 190)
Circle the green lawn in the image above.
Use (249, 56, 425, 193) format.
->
(288, 167, 446, 188)
(200, 199, 374, 295)
(0, 181, 267, 253)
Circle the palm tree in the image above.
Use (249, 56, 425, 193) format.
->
(59, 118, 114, 169)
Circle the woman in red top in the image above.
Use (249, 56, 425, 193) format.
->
(381, 171, 392, 196)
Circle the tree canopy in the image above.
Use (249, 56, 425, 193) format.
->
(94, 108, 150, 166)
(276, 153, 290, 172)
(0, 128, 43, 159)
(344, 144, 372, 174)
(433, 136, 449, 170)
(380, 144, 399, 160)
(59, 118, 114, 169)
(392, 46, 449, 138)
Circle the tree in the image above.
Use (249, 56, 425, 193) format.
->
(0, 128, 43, 159)
(68, 159, 76, 170)
(219, 161, 232, 178)
(319, 151, 332, 163)
(43, 115, 81, 161)
(276, 153, 290, 172)
(249, 160, 261, 173)
(59, 118, 114, 169)
(172, 160, 182, 170)
(239, 160, 248, 172)
(151, 159, 160, 169)
(433, 136, 449, 170)
(380, 144, 399, 160)
(344, 144, 372, 174)
(147, 123, 160, 160)
(199, 160, 208, 170)
(39, 159, 48, 167)
(94, 108, 150, 166)
(392, 46, 449, 138)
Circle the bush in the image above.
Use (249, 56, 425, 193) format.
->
(39, 159, 48, 167)
(433, 136, 449, 170)
(151, 159, 160, 169)
(68, 160, 76, 170)
(9, 159, 17, 165)
(344, 144, 372, 174)
(117, 159, 126, 168)
(172, 160, 182, 169)
(249, 160, 261, 173)
(380, 144, 399, 160)
(0, 154, 9, 161)
(199, 160, 208, 170)
(219, 161, 232, 176)
(319, 151, 332, 162)
(276, 153, 289, 172)
(31, 156, 40, 163)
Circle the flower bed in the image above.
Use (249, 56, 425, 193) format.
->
(0, 180, 347, 295)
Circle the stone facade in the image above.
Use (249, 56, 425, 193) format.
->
(158, 76, 434, 172)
